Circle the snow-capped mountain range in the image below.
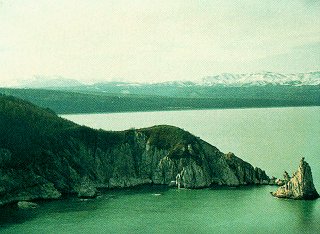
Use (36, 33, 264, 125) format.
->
(16, 71, 320, 89)
(200, 71, 320, 87)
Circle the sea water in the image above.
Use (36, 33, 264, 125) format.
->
(1, 107, 319, 233)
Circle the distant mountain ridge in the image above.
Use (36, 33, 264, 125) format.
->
(3, 71, 318, 113)
(18, 71, 320, 89)
(19, 76, 84, 88)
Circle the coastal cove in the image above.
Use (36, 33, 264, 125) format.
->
(1, 107, 319, 233)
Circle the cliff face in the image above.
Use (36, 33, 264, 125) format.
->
(225, 152, 270, 185)
(272, 158, 319, 200)
(0, 95, 270, 206)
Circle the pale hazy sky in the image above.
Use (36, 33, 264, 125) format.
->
(0, 0, 319, 86)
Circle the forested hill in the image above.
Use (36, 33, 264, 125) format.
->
(0, 94, 76, 166)
(0, 86, 319, 114)
(0, 95, 271, 206)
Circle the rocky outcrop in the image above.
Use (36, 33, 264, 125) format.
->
(274, 171, 290, 186)
(77, 176, 98, 198)
(0, 167, 62, 206)
(0, 127, 271, 206)
(17, 201, 38, 209)
(0, 95, 272, 206)
(272, 158, 319, 200)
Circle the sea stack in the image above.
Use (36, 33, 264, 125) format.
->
(272, 158, 319, 200)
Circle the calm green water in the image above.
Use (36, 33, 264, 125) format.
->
(1, 107, 319, 233)
(1, 186, 319, 233)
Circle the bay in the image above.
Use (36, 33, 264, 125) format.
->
(1, 107, 319, 233)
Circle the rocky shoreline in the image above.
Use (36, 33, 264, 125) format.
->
(0, 130, 273, 206)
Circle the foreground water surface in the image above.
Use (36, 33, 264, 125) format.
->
(1, 107, 319, 233)
(1, 186, 319, 233)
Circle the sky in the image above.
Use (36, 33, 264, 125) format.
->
(0, 0, 319, 86)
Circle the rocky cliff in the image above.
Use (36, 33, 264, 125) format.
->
(0, 95, 270, 206)
(272, 158, 319, 200)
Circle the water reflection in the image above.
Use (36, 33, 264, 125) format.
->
(0, 203, 39, 228)
(277, 199, 320, 232)
(1, 186, 320, 233)
(0, 185, 169, 229)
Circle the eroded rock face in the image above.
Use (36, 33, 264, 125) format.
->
(0, 165, 62, 206)
(0, 127, 272, 205)
(1, 127, 273, 206)
(272, 158, 319, 200)
(0, 126, 269, 205)
(225, 152, 269, 185)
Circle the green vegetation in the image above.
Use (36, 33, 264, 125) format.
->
(0, 95, 127, 168)
(0, 94, 204, 173)
(139, 125, 196, 150)
(0, 85, 319, 114)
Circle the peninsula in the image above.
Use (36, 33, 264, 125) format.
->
(0, 95, 271, 206)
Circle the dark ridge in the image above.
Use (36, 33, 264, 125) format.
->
(0, 86, 319, 114)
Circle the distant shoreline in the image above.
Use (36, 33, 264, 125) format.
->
(59, 104, 320, 116)
(1, 86, 319, 115)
